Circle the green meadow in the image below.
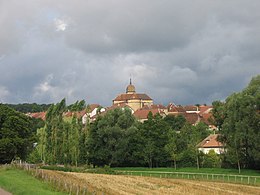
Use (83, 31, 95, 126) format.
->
(113, 167, 260, 176)
(0, 167, 67, 195)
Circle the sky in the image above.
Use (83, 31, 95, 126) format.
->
(0, 0, 259, 106)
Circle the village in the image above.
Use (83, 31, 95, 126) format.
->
(27, 80, 223, 156)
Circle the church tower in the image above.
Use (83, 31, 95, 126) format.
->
(126, 78, 136, 94)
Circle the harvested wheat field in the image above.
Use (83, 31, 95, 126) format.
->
(42, 170, 260, 195)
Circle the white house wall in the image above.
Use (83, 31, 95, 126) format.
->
(198, 147, 224, 155)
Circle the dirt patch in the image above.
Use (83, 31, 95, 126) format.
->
(0, 188, 12, 195)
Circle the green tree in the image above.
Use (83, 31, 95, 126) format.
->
(165, 130, 180, 169)
(86, 108, 138, 167)
(68, 100, 86, 111)
(201, 150, 221, 168)
(42, 99, 67, 164)
(163, 115, 186, 131)
(68, 116, 80, 166)
(177, 122, 210, 168)
(140, 112, 170, 168)
(4, 103, 51, 113)
(37, 127, 47, 163)
(212, 100, 226, 130)
(0, 104, 35, 163)
(213, 75, 260, 171)
(78, 123, 89, 164)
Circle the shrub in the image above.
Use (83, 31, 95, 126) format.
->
(202, 150, 221, 168)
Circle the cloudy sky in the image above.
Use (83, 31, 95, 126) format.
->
(0, 0, 259, 106)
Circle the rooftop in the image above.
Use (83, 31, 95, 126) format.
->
(197, 134, 223, 148)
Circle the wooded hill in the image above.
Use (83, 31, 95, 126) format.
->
(4, 103, 51, 113)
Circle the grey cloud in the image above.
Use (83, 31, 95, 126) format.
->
(0, 0, 260, 106)
(60, 1, 212, 53)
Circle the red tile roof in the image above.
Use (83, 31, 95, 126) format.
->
(27, 112, 46, 120)
(28, 110, 87, 121)
(184, 105, 199, 112)
(197, 106, 214, 125)
(63, 110, 86, 119)
(88, 104, 100, 112)
(64, 111, 73, 117)
(113, 93, 152, 101)
(199, 105, 213, 114)
(184, 113, 201, 125)
(142, 104, 166, 110)
(77, 110, 87, 117)
(167, 103, 185, 113)
(134, 108, 165, 120)
(106, 103, 133, 111)
(200, 113, 213, 125)
(197, 134, 223, 148)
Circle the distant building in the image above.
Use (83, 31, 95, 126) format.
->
(167, 103, 185, 115)
(134, 104, 167, 122)
(184, 105, 200, 114)
(197, 134, 224, 154)
(106, 103, 134, 114)
(26, 112, 46, 120)
(113, 79, 153, 111)
(199, 105, 217, 130)
(184, 112, 201, 125)
(82, 104, 105, 124)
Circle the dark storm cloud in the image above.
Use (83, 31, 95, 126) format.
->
(61, 0, 209, 53)
(0, 0, 259, 106)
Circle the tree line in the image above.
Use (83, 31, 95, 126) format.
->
(29, 99, 215, 168)
(4, 100, 86, 113)
(4, 103, 51, 113)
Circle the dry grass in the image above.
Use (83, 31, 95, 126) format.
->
(42, 170, 260, 195)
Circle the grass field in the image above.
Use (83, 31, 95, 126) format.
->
(0, 167, 66, 195)
(113, 167, 260, 176)
(113, 167, 260, 185)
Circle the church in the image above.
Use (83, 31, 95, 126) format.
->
(113, 79, 153, 111)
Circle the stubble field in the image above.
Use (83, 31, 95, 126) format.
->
(43, 170, 260, 195)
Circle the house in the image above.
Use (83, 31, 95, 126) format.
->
(199, 105, 213, 115)
(82, 104, 106, 124)
(106, 103, 134, 114)
(197, 134, 224, 154)
(198, 105, 217, 130)
(184, 112, 201, 125)
(26, 112, 46, 120)
(146, 104, 167, 110)
(87, 103, 135, 123)
(184, 105, 200, 114)
(167, 103, 185, 115)
(62, 104, 106, 124)
(133, 105, 166, 122)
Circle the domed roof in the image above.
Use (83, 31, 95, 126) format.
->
(126, 79, 136, 94)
